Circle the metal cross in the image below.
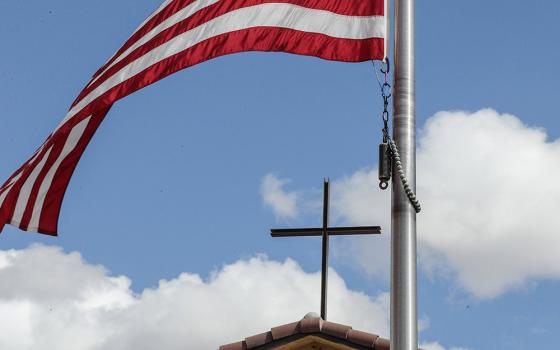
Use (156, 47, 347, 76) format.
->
(270, 179, 381, 320)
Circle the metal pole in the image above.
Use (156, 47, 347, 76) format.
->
(391, 0, 417, 348)
(321, 179, 329, 320)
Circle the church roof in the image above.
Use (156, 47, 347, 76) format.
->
(219, 316, 397, 350)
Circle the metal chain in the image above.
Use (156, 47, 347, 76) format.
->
(372, 60, 391, 143)
(372, 60, 422, 213)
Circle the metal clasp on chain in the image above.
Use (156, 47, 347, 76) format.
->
(374, 59, 391, 144)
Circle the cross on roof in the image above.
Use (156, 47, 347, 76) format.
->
(270, 179, 381, 320)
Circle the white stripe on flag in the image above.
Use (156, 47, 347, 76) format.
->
(10, 146, 54, 226)
(135, 0, 175, 32)
(0, 143, 48, 209)
(0, 174, 22, 209)
(384, 0, 389, 58)
(27, 116, 92, 232)
(102, 0, 177, 68)
(59, 3, 385, 130)
(89, 0, 221, 88)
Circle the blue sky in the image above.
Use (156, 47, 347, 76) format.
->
(1, 1, 559, 349)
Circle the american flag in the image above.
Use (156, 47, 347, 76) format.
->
(0, 0, 386, 235)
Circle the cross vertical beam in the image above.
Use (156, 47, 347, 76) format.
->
(320, 180, 330, 320)
(270, 179, 381, 321)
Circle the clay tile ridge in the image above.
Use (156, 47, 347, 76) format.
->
(218, 316, 424, 349)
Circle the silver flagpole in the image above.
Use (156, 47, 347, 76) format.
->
(391, 0, 417, 348)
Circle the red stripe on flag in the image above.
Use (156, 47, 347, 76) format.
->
(74, 2, 384, 108)
(65, 28, 383, 137)
(86, 0, 384, 96)
(90, 0, 196, 82)
(18, 140, 67, 231)
(0, 143, 54, 231)
(0, 137, 52, 195)
(104, 0, 384, 62)
(37, 108, 111, 235)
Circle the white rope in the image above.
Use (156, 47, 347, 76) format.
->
(388, 139, 422, 213)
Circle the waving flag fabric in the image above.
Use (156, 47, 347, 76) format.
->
(0, 0, 387, 235)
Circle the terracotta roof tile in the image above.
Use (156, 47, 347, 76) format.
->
(321, 320, 352, 339)
(219, 341, 246, 350)
(347, 329, 378, 347)
(299, 316, 322, 333)
(219, 316, 422, 349)
(374, 336, 391, 350)
(245, 331, 273, 348)
(271, 321, 300, 340)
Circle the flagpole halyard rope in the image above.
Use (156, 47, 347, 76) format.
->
(388, 138, 421, 213)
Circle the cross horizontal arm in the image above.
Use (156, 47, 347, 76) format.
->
(329, 226, 381, 235)
(271, 228, 323, 237)
(271, 226, 381, 237)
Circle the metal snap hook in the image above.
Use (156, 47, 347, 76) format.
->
(380, 59, 390, 74)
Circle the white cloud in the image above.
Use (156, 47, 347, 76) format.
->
(421, 343, 445, 350)
(260, 173, 299, 220)
(418, 109, 560, 298)
(418, 315, 431, 333)
(331, 109, 560, 299)
(421, 341, 470, 350)
(0, 245, 390, 350)
(331, 168, 391, 279)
